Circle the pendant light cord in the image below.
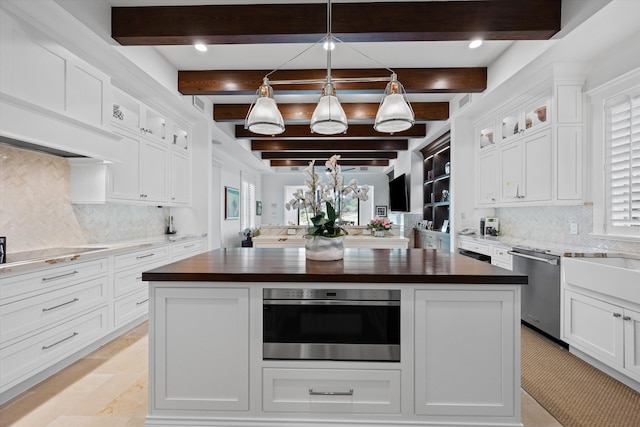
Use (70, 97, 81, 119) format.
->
(326, 0, 332, 81)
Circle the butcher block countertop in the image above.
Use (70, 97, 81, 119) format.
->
(142, 248, 527, 284)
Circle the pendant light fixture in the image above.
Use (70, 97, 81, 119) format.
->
(374, 74, 415, 133)
(245, 0, 414, 136)
(245, 77, 285, 135)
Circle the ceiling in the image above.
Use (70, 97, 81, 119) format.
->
(107, 0, 563, 171)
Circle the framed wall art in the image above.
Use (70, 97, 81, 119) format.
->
(225, 186, 240, 220)
(256, 201, 263, 216)
(375, 205, 388, 217)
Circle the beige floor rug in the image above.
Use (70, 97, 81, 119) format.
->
(521, 325, 640, 427)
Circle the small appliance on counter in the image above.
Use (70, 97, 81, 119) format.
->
(484, 217, 499, 236)
(166, 216, 177, 235)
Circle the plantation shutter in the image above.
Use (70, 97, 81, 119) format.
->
(606, 93, 640, 230)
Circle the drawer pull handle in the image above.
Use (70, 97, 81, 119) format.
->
(136, 253, 155, 260)
(613, 313, 622, 318)
(623, 316, 631, 321)
(136, 298, 149, 306)
(42, 298, 79, 312)
(309, 388, 353, 396)
(42, 332, 78, 349)
(183, 244, 196, 248)
(42, 270, 79, 282)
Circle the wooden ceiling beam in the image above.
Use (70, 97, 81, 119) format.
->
(215, 102, 448, 122)
(270, 159, 389, 167)
(236, 124, 426, 139)
(180, 68, 486, 95)
(112, 1, 561, 45)
(262, 151, 398, 160)
(251, 140, 408, 151)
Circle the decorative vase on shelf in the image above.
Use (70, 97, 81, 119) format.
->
(305, 235, 345, 261)
(374, 230, 385, 237)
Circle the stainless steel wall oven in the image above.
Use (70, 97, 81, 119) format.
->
(263, 288, 400, 362)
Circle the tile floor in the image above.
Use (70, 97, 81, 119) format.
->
(0, 321, 562, 427)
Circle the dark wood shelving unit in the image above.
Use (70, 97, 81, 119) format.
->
(420, 132, 451, 233)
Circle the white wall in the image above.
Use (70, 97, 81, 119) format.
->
(261, 172, 390, 226)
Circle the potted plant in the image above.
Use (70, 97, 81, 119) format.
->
(286, 155, 369, 260)
(367, 217, 393, 237)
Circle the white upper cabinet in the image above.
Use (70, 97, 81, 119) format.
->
(474, 78, 584, 207)
(499, 91, 550, 143)
(477, 149, 498, 205)
(0, 8, 118, 161)
(112, 88, 168, 145)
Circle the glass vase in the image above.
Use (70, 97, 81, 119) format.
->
(374, 230, 385, 237)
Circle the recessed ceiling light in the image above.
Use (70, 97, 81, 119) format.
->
(469, 39, 483, 49)
(194, 43, 208, 52)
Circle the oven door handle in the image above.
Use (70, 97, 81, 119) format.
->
(263, 300, 399, 306)
(508, 251, 558, 266)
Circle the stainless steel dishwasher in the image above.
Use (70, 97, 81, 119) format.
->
(508, 246, 564, 344)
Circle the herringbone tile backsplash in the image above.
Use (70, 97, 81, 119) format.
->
(0, 146, 166, 253)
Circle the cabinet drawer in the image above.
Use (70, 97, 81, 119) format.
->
(114, 245, 169, 271)
(172, 238, 205, 261)
(113, 288, 148, 328)
(491, 246, 513, 270)
(114, 268, 146, 298)
(1, 258, 108, 302)
(263, 368, 400, 414)
(0, 307, 108, 392)
(1, 276, 108, 345)
(458, 240, 490, 256)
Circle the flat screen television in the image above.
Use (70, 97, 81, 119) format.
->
(389, 174, 409, 212)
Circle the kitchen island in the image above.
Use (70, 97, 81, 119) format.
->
(142, 248, 527, 427)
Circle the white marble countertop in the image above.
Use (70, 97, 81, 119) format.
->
(0, 234, 207, 274)
(457, 234, 639, 259)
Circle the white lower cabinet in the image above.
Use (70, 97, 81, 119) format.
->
(491, 245, 513, 270)
(113, 244, 170, 329)
(171, 237, 206, 262)
(414, 288, 518, 417)
(151, 287, 249, 412)
(146, 283, 522, 426)
(262, 368, 401, 414)
(0, 307, 108, 394)
(563, 289, 640, 382)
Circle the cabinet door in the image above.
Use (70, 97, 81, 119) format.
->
(140, 141, 168, 202)
(556, 126, 583, 200)
(151, 287, 249, 412)
(170, 151, 190, 205)
(108, 130, 141, 201)
(623, 308, 640, 380)
(477, 149, 497, 205)
(499, 141, 522, 202)
(414, 288, 518, 417)
(522, 129, 552, 202)
(563, 290, 624, 368)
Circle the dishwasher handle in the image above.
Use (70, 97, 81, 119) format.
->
(508, 250, 558, 266)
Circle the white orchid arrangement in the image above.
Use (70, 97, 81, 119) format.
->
(286, 155, 370, 237)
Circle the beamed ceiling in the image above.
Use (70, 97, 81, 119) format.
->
(111, 0, 562, 170)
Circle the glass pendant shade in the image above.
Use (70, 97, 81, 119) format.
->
(374, 79, 415, 133)
(310, 82, 348, 135)
(246, 79, 285, 135)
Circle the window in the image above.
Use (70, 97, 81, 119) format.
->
(605, 92, 640, 235)
(241, 172, 255, 230)
(283, 185, 372, 226)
